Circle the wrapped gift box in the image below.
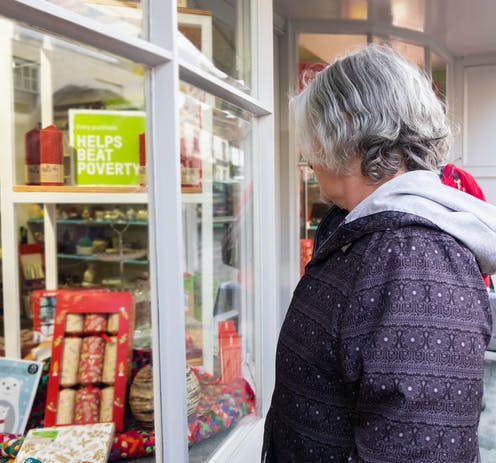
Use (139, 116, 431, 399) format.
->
(45, 291, 134, 432)
(15, 422, 115, 463)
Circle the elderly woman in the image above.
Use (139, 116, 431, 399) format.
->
(262, 45, 496, 463)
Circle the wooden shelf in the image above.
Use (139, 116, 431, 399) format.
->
(58, 253, 149, 265)
(14, 185, 147, 194)
(178, 6, 212, 16)
(28, 218, 148, 226)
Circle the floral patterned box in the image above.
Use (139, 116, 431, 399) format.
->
(14, 422, 115, 463)
(44, 291, 134, 432)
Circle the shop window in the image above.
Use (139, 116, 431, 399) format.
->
(431, 51, 447, 103)
(44, 0, 144, 39)
(274, 0, 367, 21)
(180, 82, 256, 459)
(178, 1, 251, 93)
(373, 36, 425, 68)
(2, 18, 156, 459)
(391, 0, 425, 32)
(12, 25, 145, 186)
(299, 33, 368, 70)
(343, 0, 368, 20)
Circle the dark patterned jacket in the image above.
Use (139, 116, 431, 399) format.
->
(263, 207, 493, 463)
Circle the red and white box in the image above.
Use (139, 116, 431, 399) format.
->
(218, 320, 241, 384)
(45, 291, 134, 432)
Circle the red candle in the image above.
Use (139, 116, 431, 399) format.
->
(24, 127, 40, 185)
(139, 132, 146, 186)
(40, 124, 64, 185)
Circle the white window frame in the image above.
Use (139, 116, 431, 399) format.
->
(0, 0, 276, 461)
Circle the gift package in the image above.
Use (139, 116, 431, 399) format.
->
(45, 291, 134, 432)
(14, 422, 115, 463)
(217, 320, 241, 384)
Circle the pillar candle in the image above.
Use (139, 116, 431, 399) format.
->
(24, 127, 40, 185)
(40, 124, 64, 185)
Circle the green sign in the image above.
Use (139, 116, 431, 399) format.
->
(70, 110, 146, 185)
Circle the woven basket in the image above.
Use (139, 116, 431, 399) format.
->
(129, 365, 154, 428)
(186, 366, 200, 419)
(129, 365, 201, 426)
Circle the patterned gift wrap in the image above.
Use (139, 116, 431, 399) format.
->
(60, 337, 82, 387)
(64, 313, 84, 333)
(102, 337, 118, 384)
(74, 386, 101, 424)
(107, 313, 120, 334)
(100, 386, 114, 422)
(78, 336, 105, 384)
(56, 388, 76, 425)
(14, 423, 114, 463)
(84, 314, 108, 333)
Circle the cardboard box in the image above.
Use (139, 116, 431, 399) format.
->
(45, 291, 134, 432)
(15, 423, 115, 463)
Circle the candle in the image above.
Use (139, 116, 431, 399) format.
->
(24, 127, 40, 185)
(40, 124, 64, 185)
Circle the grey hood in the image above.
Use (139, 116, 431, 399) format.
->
(345, 169, 496, 275)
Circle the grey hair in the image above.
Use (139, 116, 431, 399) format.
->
(290, 45, 451, 181)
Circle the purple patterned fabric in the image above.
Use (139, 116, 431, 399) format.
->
(263, 211, 491, 463)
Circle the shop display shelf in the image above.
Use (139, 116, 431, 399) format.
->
(58, 252, 149, 265)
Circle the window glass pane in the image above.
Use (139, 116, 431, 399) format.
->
(44, 0, 145, 39)
(5, 18, 155, 450)
(178, 2, 251, 93)
(432, 51, 447, 103)
(343, 0, 368, 20)
(373, 37, 425, 68)
(274, 0, 367, 20)
(16, 202, 150, 344)
(13, 26, 145, 186)
(390, 40, 425, 67)
(391, 0, 425, 32)
(180, 82, 257, 459)
(299, 33, 368, 69)
(297, 33, 367, 272)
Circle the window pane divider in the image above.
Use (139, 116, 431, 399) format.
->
(179, 59, 272, 116)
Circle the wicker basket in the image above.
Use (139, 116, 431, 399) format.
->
(186, 366, 200, 419)
(129, 365, 154, 428)
(129, 365, 201, 427)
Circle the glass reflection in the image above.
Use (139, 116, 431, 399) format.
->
(180, 83, 256, 459)
(13, 25, 145, 186)
(391, 0, 425, 32)
(177, 2, 251, 93)
(45, 0, 144, 38)
(374, 37, 425, 68)
(431, 51, 447, 103)
(299, 33, 368, 67)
